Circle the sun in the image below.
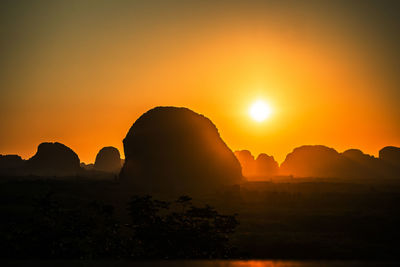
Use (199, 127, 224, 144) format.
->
(249, 100, 272, 122)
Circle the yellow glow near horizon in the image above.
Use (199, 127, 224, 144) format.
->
(249, 100, 272, 122)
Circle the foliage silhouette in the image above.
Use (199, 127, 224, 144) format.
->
(1, 177, 400, 260)
(126, 195, 239, 259)
(1, 192, 124, 259)
(0, 192, 239, 259)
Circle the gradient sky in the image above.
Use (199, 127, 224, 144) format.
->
(1, 0, 400, 164)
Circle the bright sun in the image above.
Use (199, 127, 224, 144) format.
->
(249, 100, 272, 122)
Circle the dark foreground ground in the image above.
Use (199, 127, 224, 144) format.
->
(1, 176, 400, 260)
(2, 260, 400, 267)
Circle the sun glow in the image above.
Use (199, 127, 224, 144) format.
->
(249, 100, 272, 122)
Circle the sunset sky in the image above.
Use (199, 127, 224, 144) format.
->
(1, 0, 400, 164)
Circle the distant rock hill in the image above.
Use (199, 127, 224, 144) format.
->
(280, 145, 341, 178)
(256, 153, 279, 176)
(280, 145, 400, 179)
(94, 146, 122, 173)
(0, 155, 25, 175)
(120, 106, 243, 194)
(234, 150, 255, 176)
(234, 150, 278, 178)
(26, 142, 81, 176)
(380, 146, 400, 167)
(80, 162, 94, 171)
(0, 126, 398, 181)
(0, 155, 24, 169)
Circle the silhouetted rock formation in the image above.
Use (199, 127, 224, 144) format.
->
(234, 150, 256, 177)
(0, 154, 25, 175)
(80, 162, 94, 170)
(120, 106, 242, 194)
(342, 149, 368, 160)
(94, 146, 122, 173)
(379, 146, 400, 167)
(281, 145, 400, 179)
(0, 155, 24, 169)
(234, 150, 278, 178)
(26, 142, 81, 176)
(256, 153, 279, 176)
(341, 149, 388, 178)
(280, 145, 352, 178)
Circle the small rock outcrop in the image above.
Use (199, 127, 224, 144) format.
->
(234, 150, 256, 177)
(379, 146, 400, 167)
(256, 153, 279, 176)
(80, 162, 94, 170)
(0, 154, 24, 169)
(0, 154, 25, 175)
(94, 146, 122, 173)
(26, 142, 80, 176)
(234, 150, 278, 178)
(120, 106, 243, 194)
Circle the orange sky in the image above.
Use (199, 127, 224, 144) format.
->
(1, 1, 400, 163)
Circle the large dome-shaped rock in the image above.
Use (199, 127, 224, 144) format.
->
(379, 146, 400, 167)
(26, 142, 80, 176)
(120, 106, 243, 194)
(94, 146, 122, 173)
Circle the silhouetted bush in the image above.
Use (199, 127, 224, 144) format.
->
(1, 192, 123, 259)
(0, 192, 239, 259)
(126, 195, 239, 258)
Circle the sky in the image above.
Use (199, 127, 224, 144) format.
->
(1, 0, 400, 164)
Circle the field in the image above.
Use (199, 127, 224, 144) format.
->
(1, 176, 400, 260)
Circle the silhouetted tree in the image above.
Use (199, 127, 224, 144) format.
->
(127, 195, 239, 258)
(0, 192, 239, 259)
(1, 192, 124, 259)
